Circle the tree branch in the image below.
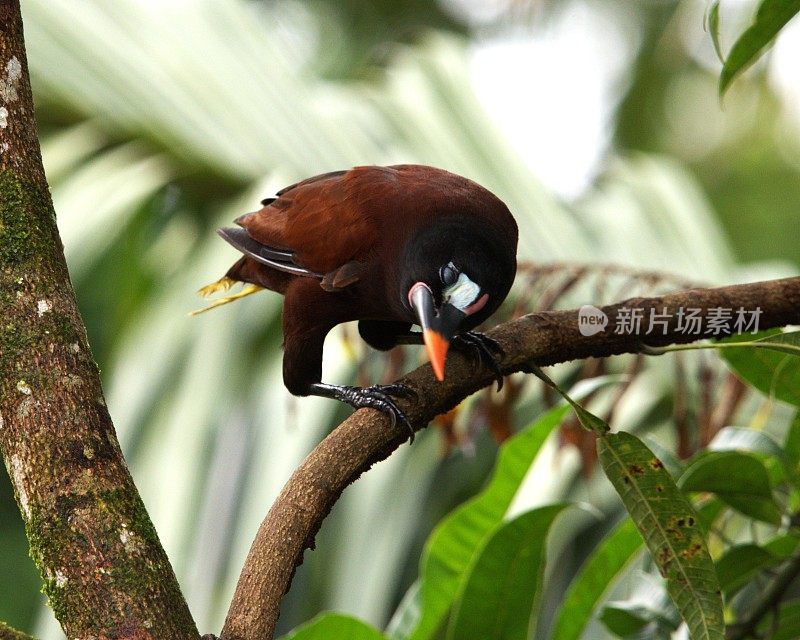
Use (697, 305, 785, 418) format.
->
(0, 621, 36, 640)
(221, 275, 800, 640)
(0, 3, 198, 638)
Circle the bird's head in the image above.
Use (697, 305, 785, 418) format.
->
(401, 218, 516, 381)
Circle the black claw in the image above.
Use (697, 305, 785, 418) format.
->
(453, 331, 505, 391)
(337, 384, 416, 443)
(378, 383, 419, 400)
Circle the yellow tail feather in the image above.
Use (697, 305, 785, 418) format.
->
(197, 276, 236, 298)
(190, 278, 264, 316)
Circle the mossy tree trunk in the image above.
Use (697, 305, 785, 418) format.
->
(0, 2, 199, 638)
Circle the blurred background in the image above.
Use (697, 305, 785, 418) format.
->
(1, 0, 799, 637)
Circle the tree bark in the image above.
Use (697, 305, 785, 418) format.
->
(0, 3, 198, 638)
(221, 276, 800, 640)
(0, 621, 35, 640)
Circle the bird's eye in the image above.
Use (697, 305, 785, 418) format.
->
(439, 262, 459, 286)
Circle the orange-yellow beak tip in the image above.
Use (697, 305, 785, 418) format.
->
(423, 329, 450, 382)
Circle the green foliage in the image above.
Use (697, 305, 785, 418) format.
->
(549, 518, 643, 640)
(599, 601, 674, 639)
(525, 365, 609, 435)
(708, 425, 786, 461)
(785, 413, 800, 473)
(404, 404, 571, 640)
(714, 0, 800, 95)
(305, 0, 466, 77)
(715, 543, 785, 596)
(708, 2, 725, 62)
(721, 330, 800, 407)
(597, 432, 725, 640)
(755, 601, 800, 639)
(279, 613, 387, 639)
(679, 451, 781, 524)
(446, 504, 569, 640)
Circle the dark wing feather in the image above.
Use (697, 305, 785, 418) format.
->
(274, 169, 348, 197)
(231, 168, 387, 280)
(217, 227, 322, 278)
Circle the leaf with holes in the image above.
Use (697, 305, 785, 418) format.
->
(597, 432, 724, 640)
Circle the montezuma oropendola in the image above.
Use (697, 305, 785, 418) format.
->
(197, 164, 518, 436)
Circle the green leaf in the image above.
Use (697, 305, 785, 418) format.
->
(550, 518, 643, 640)
(708, 1, 724, 62)
(279, 613, 387, 640)
(386, 582, 421, 640)
(597, 432, 725, 640)
(719, 0, 800, 95)
(679, 451, 781, 524)
(765, 533, 800, 558)
(709, 426, 788, 485)
(715, 544, 782, 596)
(571, 403, 610, 435)
(642, 436, 685, 479)
(695, 498, 726, 532)
(446, 504, 569, 640)
(785, 412, 800, 472)
(755, 600, 800, 639)
(720, 330, 800, 408)
(525, 364, 609, 434)
(708, 426, 785, 461)
(407, 403, 571, 640)
(599, 602, 651, 637)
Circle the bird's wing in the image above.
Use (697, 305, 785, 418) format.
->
(226, 168, 396, 289)
(217, 227, 321, 278)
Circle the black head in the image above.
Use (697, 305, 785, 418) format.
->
(400, 216, 517, 380)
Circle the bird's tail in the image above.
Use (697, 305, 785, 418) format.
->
(189, 276, 264, 316)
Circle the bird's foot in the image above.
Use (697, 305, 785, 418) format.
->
(313, 383, 417, 442)
(452, 331, 505, 391)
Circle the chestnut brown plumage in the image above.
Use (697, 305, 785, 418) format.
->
(199, 164, 518, 436)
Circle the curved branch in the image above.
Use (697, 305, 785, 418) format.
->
(0, 3, 198, 638)
(0, 621, 36, 640)
(221, 275, 800, 640)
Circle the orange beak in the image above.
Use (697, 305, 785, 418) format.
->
(423, 329, 450, 382)
(409, 282, 464, 384)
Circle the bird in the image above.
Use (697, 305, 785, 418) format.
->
(195, 164, 518, 437)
